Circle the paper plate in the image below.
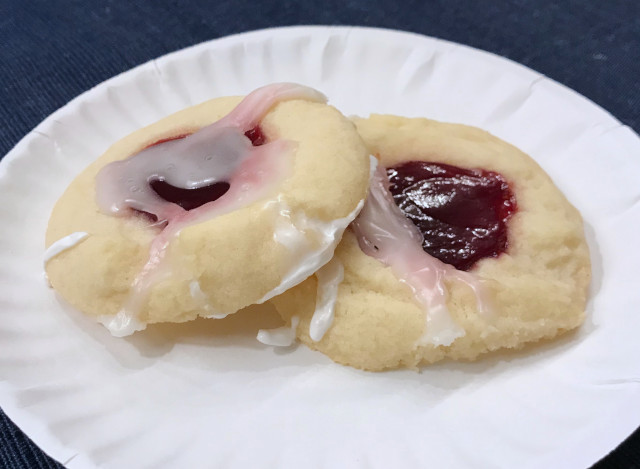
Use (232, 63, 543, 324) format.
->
(1, 26, 639, 469)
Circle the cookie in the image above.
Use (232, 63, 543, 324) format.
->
(271, 114, 591, 371)
(45, 83, 371, 336)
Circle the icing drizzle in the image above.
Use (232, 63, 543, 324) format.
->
(309, 258, 344, 342)
(352, 165, 490, 347)
(259, 198, 362, 304)
(44, 232, 90, 266)
(44, 232, 91, 287)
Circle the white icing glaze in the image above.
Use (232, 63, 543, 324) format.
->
(93, 83, 335, 336)
(43, 232, 90, 266)
(352, 165, 489, 347)
(368, 154, 379, 178)
(256, 197, 364, 304)
(257, 316, 299, 347)
(309, 258, 344, 342)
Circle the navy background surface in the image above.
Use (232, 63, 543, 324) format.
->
(1, 1, 638, 467)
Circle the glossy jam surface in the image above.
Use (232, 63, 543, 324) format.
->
(387, 161, 516, 271)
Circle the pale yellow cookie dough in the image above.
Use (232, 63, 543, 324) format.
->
(271, 115, 591, 371)
(45, 95, 370, 327)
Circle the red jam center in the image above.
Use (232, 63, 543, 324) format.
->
(244, 126, 267, 146)
(135, 126, 266, 216)
(386, 161, 517, 271)
(149, 180, 230, 211)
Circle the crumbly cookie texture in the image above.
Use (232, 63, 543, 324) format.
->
(45, 96, 370, 325)
(271, 114, 591, 371)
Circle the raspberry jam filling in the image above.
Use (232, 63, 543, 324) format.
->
(386, 161, 517, 271)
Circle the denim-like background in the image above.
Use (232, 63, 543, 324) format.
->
(1, 1, 638, 467)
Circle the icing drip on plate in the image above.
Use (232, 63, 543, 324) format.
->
(94, 83, 329, 336)
(257, 316, 299, 347)
(352, 165, 490, 347)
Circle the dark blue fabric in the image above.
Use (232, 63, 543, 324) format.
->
(1, 1, 638, 467)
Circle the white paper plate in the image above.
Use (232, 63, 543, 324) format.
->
(1, 26, 639, 469)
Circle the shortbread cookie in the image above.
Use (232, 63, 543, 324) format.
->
(45, 84, 370, 336)
(271, 115, 591, 371)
